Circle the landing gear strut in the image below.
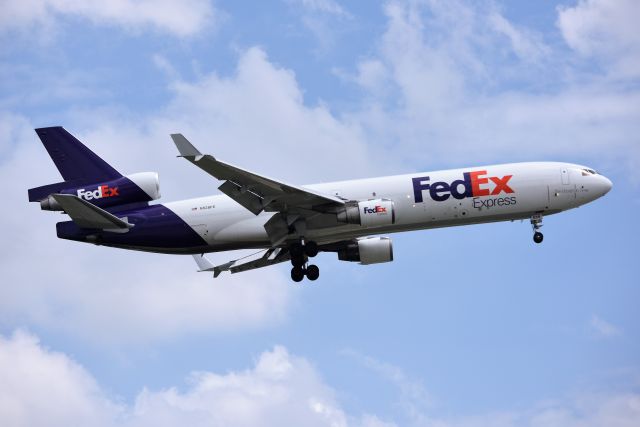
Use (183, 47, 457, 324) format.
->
(531, 214, 544, 244)
(289, 240, 320, 282)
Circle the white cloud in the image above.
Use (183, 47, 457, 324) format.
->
(343, 349, 432, 423)
(0, 0, 216, 37)
(488, 12, 549, 62)
(590, 315, 621, 338)
(127, 345, 353, 427)
(426, 392, 640, 427)
(286, 0, 353, 54)
(557, 0, 640, 78)
(557, 0, 640, 55)
(345, 0, 640, 174)
(353, 60, 390, 92)
(2, 331, 638, 427)
(0, 331, 390, 427)
(0, 330, 120, 427)
(348, 350, 640, 427)
(292, 0, 349, 17)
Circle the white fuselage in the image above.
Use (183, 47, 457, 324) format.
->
(163, 161, 612, 252)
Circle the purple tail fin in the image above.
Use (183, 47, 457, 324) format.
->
(35, 127, 122, 182)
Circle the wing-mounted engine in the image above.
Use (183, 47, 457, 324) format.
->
(338, 237, 394, 265)
(32, 172, 161, 211)
(337, 199, 395, 227)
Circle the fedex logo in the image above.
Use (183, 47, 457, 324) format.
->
(77, 185, 119, 201)
(364, 205, 387, 214)
(412, 170, 514, 203)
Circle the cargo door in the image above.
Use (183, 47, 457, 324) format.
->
(550, 168, 576, 209)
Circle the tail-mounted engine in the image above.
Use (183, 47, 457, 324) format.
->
(32, 172, 161, 211)
(338, 237, 394, 265)
(337, 199, 395, 227)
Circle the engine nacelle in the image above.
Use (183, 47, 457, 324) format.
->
(38, 172, 161, 211)
(126, 172, 161, 201)
(338, 237, 394, 265)
(337, 199, 395, 227)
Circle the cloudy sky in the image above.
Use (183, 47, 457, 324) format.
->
(1, 0, 639, 425)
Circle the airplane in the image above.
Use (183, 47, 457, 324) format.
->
(28, 127, 612, 282)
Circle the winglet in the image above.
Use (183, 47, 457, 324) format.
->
(171, 134, 203, 158)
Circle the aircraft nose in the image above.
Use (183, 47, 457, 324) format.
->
(597, 175, 613, 196)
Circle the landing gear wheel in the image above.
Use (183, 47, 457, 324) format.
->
(533, 231, 544, 244)
(305, 241, 319, 257)
(306, 264, 320, 281)
(291, 267, 305, 282)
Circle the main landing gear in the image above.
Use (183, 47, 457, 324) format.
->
(289, 241, 320, 282)
(531, 214, 544, 244)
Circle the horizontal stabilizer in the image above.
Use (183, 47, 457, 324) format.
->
(29, 181, 72, 202)
(52, 194, 133, 231)
(192, 254, 216, 272)
(204, 248, 290, 278)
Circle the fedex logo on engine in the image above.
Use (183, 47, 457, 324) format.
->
(364, 205, 387, 214)
(77, 185, 119, 201)
(412, 170, 514, 203)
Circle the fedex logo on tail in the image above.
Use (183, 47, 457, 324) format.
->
(77, 185, 119, 201)
(412, 170, 514, 203)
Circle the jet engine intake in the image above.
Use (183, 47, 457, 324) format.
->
(337, 199, 395, 227)
(338, 237, 394, 265)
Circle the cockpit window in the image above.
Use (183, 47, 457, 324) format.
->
(582, 168, 597, 175)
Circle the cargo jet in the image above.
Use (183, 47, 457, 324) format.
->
(28, 127, 612, 282)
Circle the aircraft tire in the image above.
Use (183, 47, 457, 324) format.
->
(305, 241, 319, 257)
(533, 232, 543, 244)
(291, 267, 305, 282)
(306, 264, 320, 281)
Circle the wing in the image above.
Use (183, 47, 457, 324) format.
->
(172, 134, 347, 244)
(171, 134, 345, 215)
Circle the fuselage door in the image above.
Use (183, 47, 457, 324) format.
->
(550, 168, 577, 209)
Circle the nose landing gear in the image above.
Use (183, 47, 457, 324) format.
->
(531, 214, 544, 244)
(289, 241, 320, 282)
(533, 231, 544, 244)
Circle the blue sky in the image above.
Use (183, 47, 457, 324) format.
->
(0, 0, 639, 425)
